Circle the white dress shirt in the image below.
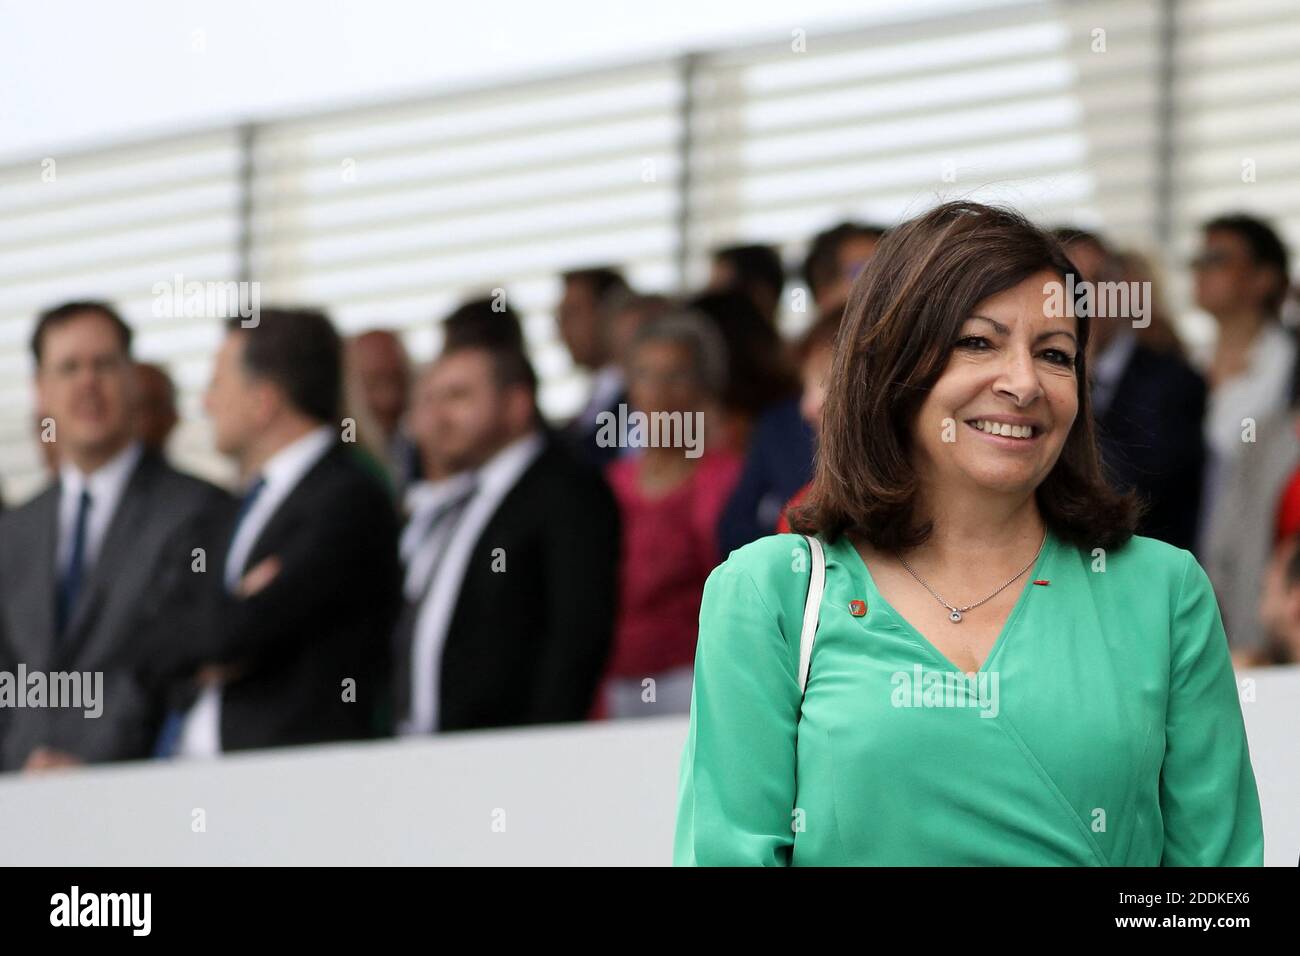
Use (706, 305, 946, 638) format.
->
(399, 430, 545, 736)
(400, 471, 480, 602)
(176, 425, 336, 757)
(575, 365, 624, 432)
(221, 426, 336, 591)
(56, 441, 143, 579)
(1194, 321, 1297, 554)
(1198, 321, 1297, 462)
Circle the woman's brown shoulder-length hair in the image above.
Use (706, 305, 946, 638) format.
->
(789, 200, 1141, 553)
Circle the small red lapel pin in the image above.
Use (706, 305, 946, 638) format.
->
(849, 599, 868, 616)
(1033, 579, 1050, 586)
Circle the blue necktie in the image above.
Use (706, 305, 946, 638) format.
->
(55, 488, 92, 640)
(154, 476, 266, 759)
(234, 476, 267, 526)
(224, 476, 267, 593)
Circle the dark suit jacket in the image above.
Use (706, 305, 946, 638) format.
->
(392, 434, 620, 732)
(718, 396, 816, 556)
(148, 442, 402, 753)
(1095, 343, 1208, 553)
(0, 451, 227, 770)
(562, 389, 626, 469)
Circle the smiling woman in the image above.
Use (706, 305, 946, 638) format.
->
(673, 201, 1264, 866)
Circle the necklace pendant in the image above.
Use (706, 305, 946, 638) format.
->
(949, 609, 963, 623)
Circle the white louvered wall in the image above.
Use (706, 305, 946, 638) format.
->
(1, 0, 1297, 502)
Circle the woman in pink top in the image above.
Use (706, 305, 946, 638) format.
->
(601, 314, 741, 719)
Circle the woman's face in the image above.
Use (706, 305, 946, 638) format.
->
(627, 339, 702, 417)
(912, 269, 1079, 498)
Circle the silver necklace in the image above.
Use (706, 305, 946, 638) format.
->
(897, 529, 1048, 623)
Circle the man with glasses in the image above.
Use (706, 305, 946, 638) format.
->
(1193, 215, 1298, 660)
(1191, 215, 1294, 518)
(1192, 215, 1294, 397)
(0, 301, 226, 771)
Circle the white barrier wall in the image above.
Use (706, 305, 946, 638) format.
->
(0, 667, 1296, 866)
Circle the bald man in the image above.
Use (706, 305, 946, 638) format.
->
(349, 329, 420, 496)
(133, 362, 180, 454)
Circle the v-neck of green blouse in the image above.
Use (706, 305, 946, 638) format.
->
(831, 527, 1059, 676)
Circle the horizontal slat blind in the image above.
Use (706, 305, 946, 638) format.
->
(1167, 0, 1300, 331)
(0, 132, 245, 497)
(1, 0, 1296, 503)
(248, 60, 686, 422)
(686, 0, 1164, 330)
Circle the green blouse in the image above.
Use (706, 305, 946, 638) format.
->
(674, 529, 1264, 866)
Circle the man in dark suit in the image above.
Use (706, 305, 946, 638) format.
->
(1092, 333, 1207, 552)
(707, 243, 786, 327)
(0, 301, 226, 772)
(394, 340, 619, 733)
(556, 267, 631, 469)
(1059, 228, 1208, 552)
(716, 396, 816, 555)
(153, 308, 401, 755)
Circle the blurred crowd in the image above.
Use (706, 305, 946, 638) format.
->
(1, 209, 1298, 773)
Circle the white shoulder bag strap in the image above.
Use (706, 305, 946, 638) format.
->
(797, 534, 826, 696)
